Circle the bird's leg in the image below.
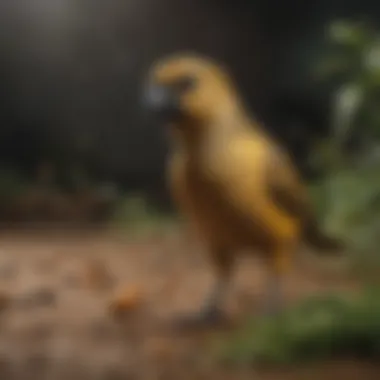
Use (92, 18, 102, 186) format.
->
(197, 270, 230, 324)
(197, 248, 234, 324)
(177, 248, 233, 328)
(262, 245, 293, 317)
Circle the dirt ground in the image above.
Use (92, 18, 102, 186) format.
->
(0, 226, 377, 380)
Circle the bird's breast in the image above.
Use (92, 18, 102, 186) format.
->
(167, 147, 268, 248)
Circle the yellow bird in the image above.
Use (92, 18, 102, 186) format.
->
(143, 52, 342, 325)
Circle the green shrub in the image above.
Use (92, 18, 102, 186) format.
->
(308, 165, 380, 270)
(216, 287, 380, 366)
(309, 19, 380, 270)
(110, 193, 177, 236)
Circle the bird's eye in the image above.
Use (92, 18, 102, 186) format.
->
(173, 76, 196, 92)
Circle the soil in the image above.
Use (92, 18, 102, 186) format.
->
(0, 226, 377, 380)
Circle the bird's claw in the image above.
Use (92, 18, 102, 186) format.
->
(173, 306, 227, 330)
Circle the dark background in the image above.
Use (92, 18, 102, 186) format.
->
(0, 0, 379, 199)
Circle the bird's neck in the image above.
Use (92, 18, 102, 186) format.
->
(169, 109, 257, 162)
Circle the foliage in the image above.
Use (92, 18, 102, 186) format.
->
(0, 167, 30, 202)
(217, 20, 380, 370)
(216, 287, 380, 366)
(310, 20, 380, 268)
(110, 193, 177, 236)
(314, 19, 380, 155)
(308, 166, 380, 271)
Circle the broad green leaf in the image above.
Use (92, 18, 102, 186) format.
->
(332, 84, 364, 146)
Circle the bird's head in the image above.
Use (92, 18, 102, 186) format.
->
(143, 52, 242, 128)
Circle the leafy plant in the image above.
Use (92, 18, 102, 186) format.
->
(310, 20, 380, 267)
(216, 21, 380, 369)
(110, 193, 177, 236)
(216, 287, 380, 366)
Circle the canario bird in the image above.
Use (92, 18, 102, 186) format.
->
(142, 52, 343, 325)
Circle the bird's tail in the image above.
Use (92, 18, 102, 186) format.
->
(303, 215, 344, 254)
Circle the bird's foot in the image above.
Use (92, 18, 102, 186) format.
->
(173, 305, 227, 331)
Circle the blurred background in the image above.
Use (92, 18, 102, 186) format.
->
(0, 0, 380, 229)
(0, 0, 379, 379)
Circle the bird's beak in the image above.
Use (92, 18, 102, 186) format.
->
(142, 83, 181, 121)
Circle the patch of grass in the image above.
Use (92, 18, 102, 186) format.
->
(110, 193, 178, 236)
(215, 287, 380, 367)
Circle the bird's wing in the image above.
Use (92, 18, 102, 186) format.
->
(265, 146, 311, 221)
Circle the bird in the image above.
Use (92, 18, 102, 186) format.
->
(142, 52, 343, 326)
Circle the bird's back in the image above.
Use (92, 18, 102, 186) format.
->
(167, 126, 302, 251)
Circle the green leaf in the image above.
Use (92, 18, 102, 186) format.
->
(332, 84, 364, 146)
(328, 21, 370, 49)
